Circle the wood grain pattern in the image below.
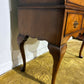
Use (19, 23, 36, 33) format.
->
(65, 13, 82, 35)
(82, 17, 84, 28)
(18, 9, 64, 45)
(67, 0, 84, 6)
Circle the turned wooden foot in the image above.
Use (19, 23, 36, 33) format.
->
(48, 43, 67, 84)
(17, 34, 29, 72)
(79, 41, 84, 58)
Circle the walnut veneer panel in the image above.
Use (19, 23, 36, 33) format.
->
(67, 0, 84, 6)
(82, 18, 84, 28)
(65, 13, 82, 35)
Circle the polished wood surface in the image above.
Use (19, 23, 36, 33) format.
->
(48, 43, 67, 84)
(67, 0, 84, 6)
(65, 14, 82, 35)
(17, 34, 29, 71)
(82, 17, 84, 28)
(18, 9, 64, 45)
(17, 0, 84, 84)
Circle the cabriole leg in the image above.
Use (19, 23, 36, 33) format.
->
(79, 41, 84, 58)
(48, 43, 67, 84)
(17, 34, 29, 72)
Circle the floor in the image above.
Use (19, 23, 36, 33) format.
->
(0, 39, 84, 84)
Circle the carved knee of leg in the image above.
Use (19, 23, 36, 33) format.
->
(17, 34, 28, 46)
(48, 43, 67, 60)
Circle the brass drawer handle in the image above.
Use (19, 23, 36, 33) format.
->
(73, 21, 79, 28)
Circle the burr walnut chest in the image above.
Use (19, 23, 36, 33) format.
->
(17, 0, 84, 84)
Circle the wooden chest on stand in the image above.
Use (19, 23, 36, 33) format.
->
(17, 0, 84, 84)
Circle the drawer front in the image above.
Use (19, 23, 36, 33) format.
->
(82, 17, 84, 28)
(65, 13, 82, 35)
(18, 0, 63, 5)
(67, 0, 84, 6)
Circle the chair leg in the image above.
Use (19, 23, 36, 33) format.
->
(17, 34, 29, 72)
(79, 41, 84, 58)
(48, 43, 67, 84)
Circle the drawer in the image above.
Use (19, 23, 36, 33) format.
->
(65, 13, 82, 35)
(82, 17, 84, 28)
(66, 0, 84, 6)
(18, 0, 63, 5)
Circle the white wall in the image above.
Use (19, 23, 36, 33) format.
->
(0, 0, 12, 75)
